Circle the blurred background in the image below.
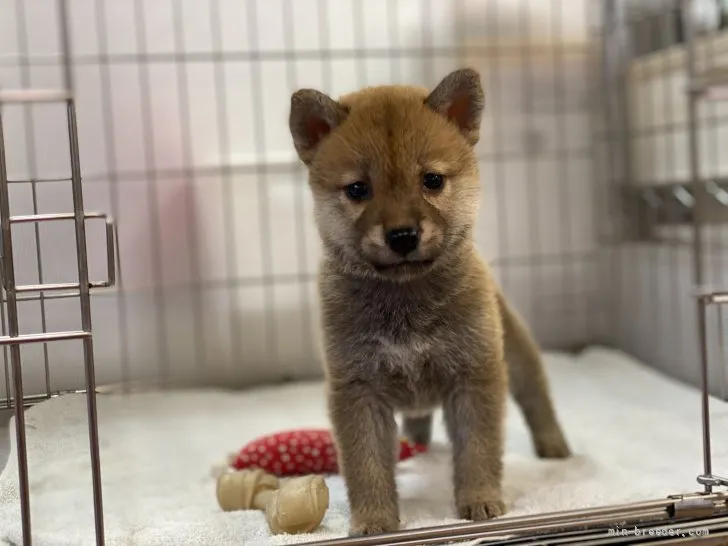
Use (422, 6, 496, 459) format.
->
(1, 0, 728, 403)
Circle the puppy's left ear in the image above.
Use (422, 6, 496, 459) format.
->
(289, 89, 349, 165)
(425, 68, 484, 146)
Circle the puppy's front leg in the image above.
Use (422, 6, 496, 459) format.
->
(444, 363, 507, 521)
(328, 383, 399, 536)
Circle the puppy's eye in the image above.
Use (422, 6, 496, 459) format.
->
(344, 181, 371, 201)
(423, 173, 445, 191)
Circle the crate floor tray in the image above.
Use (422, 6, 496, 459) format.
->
(1, 347, 727, 546)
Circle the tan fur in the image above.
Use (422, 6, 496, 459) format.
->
(288, 69, 570, 537)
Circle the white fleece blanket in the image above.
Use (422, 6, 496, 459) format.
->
(1, 346, 728, 546)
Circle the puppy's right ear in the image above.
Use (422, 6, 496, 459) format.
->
(289, 89, 349, 165)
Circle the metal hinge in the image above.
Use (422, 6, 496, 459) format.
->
(668, 491, 728, 519)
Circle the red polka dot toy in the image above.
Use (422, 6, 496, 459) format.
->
(228, 429, 428, 477)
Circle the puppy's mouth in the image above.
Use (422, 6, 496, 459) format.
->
(372, 258, 435, 275)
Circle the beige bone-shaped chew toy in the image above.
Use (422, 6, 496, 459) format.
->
(216, 468, 329, 534)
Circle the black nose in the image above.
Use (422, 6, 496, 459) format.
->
(385, 227, 420, 256)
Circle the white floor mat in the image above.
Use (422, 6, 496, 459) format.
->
(1, 346, 727, 545)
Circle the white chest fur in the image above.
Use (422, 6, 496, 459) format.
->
(376, 335, 433, 373)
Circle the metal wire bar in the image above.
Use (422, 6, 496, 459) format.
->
(352, 0, 367, 88)
(298, 493, 728, 546)
(0, 391, 74, 408)
(520, 0, 542, 329)
(701, 292, 728, 304)
(489, 0, 510, 294)
(4, 176, 72, 184)
(421, 0, 434, 85)
(245, 0, 279, 365)
(10, 212, 108, 222)
(58, 1, 105, 541)
(1, 260, 7, 408)
(95, 0, 131, 392)
(14, 0, 53, 405)
(0, 330, 90, 345)
(0, 147, 592, 187)
(697, 295, 714, 492)
(642, 10, 662, 366)
(453, 0, 465, 63)
(66, 64, 107, 546)
(552, 0, 578, 340)
(0, 250, 601, 312)
(208, 0, 243, 381)
(133, 0, 171, 384)
(387, 0, 401, 81)
(719, 304, 727, 401)
(612, 0, 634, 348)
(632, 119, 728, 138)
(15, 280, 109, 292)
(656, 4, 684, 388)
(0, 89, 32, 546)
(170, 0, 206, 378)
(317, 0, 333, 93)
(281, 0, 314, 360)
(0, 89, 72, 102)
(683, 0, 706, 291)
(0, 113, 10, 409)
(587, 8, 607, 345)
(0, 44, 592, 67)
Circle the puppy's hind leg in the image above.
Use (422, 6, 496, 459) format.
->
(498, 291, 571, 459)
(401, 412, 433, 446)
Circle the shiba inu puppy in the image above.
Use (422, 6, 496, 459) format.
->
(288, 68, 570, 536)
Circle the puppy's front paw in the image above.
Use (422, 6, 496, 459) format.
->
(457, 498, 505, 521)
(349, 518, 399, 537)
(535, 430, 571, 459)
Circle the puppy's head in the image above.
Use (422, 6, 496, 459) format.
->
(289, 68, 484, 281)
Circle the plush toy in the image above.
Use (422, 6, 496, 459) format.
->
(216, 468, 329, 535)
(227, 428, 427, 477)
